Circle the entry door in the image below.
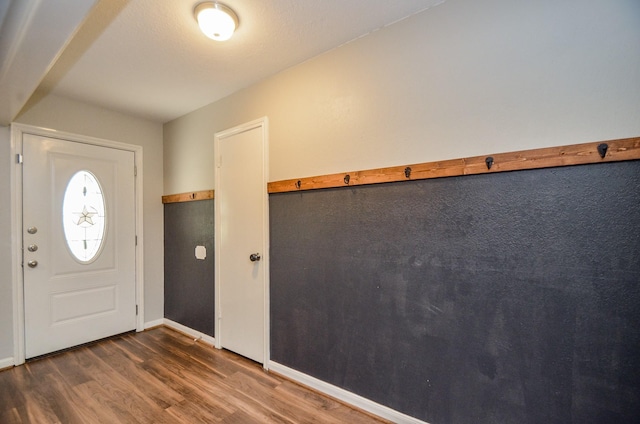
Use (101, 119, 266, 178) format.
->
(215, 118, 268, 364)
(23, 134, 137, 359)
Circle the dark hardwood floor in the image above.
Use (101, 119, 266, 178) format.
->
(0, 327, 390, 423)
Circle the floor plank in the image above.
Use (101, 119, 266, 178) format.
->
(0, 327, 390, 423)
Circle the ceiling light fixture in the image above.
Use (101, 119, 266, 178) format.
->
(194, 2, 239, 41)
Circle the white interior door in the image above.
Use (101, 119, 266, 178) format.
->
(215, 118, 268, 365)
(23, 134, 137, 358)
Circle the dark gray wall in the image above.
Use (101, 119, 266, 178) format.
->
(269, 161, 640, 424)
(164, 199, 214, 337)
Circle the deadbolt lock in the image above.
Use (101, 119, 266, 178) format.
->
(27, 226, 38, 234)
(27, 260, 38, 268)
(28, 244, 38, 252)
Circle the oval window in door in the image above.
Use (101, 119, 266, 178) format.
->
(62, 170, 107, 263)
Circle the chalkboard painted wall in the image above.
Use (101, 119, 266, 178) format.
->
(164, 199, 214, 337)
(270, 161, 640, 424)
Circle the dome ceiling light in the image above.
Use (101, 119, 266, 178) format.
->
(194, 2, 239, 41)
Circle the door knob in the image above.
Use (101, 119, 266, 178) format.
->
(27, 260, 38, 268)
(28, 244, 38, 252)
(249, 253, 261, 262)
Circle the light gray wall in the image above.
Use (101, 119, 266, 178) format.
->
(0, 126, 12, 361)
(164, 0, 640, 194)
(13, 93, 164, 328)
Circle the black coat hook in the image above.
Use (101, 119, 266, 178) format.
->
(404, 167, 411, 178)
(597, 143, 608, 159)
(344, 174, 350, 185)
(295, 180, 301, 189)
(485, 157, 494, 170)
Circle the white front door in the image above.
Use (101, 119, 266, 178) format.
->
(23, 134, 137, 358)
(215, 118, 268, 365)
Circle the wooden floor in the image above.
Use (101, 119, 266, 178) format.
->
(0, 327, 389, 424)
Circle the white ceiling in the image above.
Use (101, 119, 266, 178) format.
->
(32, 0, 445, 124)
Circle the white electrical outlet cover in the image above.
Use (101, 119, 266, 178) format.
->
(195, 245, 207, 260)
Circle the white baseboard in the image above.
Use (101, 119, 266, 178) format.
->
(0, 357, 15, 370)
(162, 319, 216, 347)
(268, 361, 428, 424)
(143, 318, 164, 329)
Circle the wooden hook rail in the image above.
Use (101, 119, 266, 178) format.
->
(267, 137, 640, 194)
(162, 190, 214, 204)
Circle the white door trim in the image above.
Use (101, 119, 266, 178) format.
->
(214, 117, 270, 369)
(10, 123, 145, 365)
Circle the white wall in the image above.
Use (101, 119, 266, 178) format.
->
(13, 93, 164, 327)
(0, 126, 12, 361)
(164, 0, 640, 194)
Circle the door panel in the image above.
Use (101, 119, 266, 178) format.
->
(23, 134, 136, 358)
(217, 121, 267, 364)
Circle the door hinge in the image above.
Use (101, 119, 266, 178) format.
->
(136, 305, 139, 315)
(134, 166, 137, 176)
(16, 154, 23, 164)
(135, 235, 138, 246)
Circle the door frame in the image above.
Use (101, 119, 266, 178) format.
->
(10, 123, 145, 365)
(214, 117, 269, 369)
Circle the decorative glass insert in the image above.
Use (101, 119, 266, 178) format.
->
(62, 170, 106, 263)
